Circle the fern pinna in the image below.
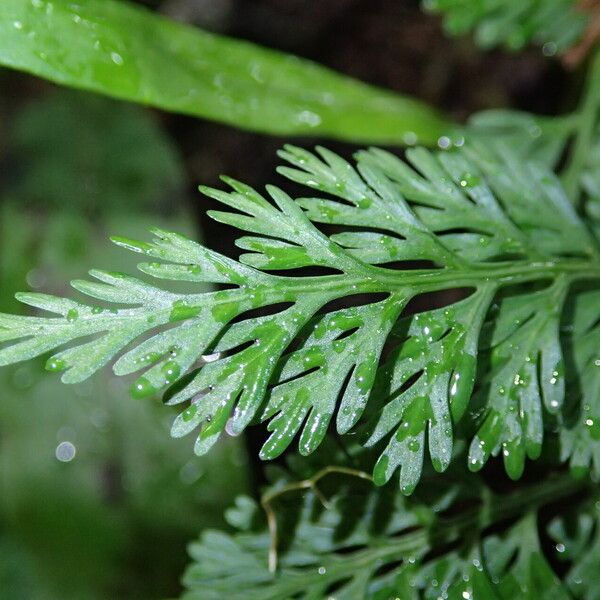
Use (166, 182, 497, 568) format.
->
(1, 143, 599, 494)
(180, 458, 597, 599)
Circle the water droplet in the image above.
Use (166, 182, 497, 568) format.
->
(13, 20, 23, 29)
(318, 566, 326, 575)
(403, 131, 418, 145)
(66, 308, 79, 322)
(437, 136, 451, 149)
(110, 51, 123, 65)
(130, 377, 156, 399)
(408, 439, 420, 452)
(45, 357, 67, 372)
(182, 405, 198, 422)
(296, 110, 321, 127)
(555, 543, 566, 553)
(162, 361, 180, 385)
(542, 42, 557, 57)
(55, 441, 76, 462)
(170, 300, 202, 322)
(459, 173, 480, 188)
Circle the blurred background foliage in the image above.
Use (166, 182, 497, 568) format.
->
(0, 85, 248, 599)
(0, 0, 592, 598)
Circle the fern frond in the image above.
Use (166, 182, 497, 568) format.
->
(583, 127, 600, 240)
(1, 145, 599, 491)
(180, 471, 592, 599)
(560, 288, 600, 476)
(423, 0, 588, 54)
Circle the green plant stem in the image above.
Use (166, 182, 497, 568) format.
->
(267, 475, 590, 596)
(562, 47, 600, 203)
(261, 466, 374, 573)
(176, 258, 600, 309)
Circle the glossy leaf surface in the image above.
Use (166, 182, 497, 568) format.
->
(0, 0, 450, 145)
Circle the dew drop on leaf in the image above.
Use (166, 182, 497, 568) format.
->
(182, 405, 198, 422)
(66, 308, 79, 322)
(130, 377, 156, 399)
(45, 357, 67, 372)
(162, 360, 181, 384)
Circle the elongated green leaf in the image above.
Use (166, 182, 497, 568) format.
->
(0, 0, 451, 145)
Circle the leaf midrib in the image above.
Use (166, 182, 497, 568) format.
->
(170, 258, 600, 308)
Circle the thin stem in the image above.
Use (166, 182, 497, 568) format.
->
(182, 257, 600, 309)
(261, 466, 373, 572)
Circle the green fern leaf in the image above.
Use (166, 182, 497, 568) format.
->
(180, 471, 586, 599)
(560, 288, 600, 477)
(0, 145, 599, 491)
(423, 0, 589, 54)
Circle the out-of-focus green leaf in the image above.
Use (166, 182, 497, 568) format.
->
(181, 471, 583, 599)
(0, 0, 451, 145)
(465, 110, 576, 169)
(582, 127, 600, 239)
(423, 0, 588, 55)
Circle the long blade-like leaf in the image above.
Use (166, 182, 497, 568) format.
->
(0, 0, 451, 144)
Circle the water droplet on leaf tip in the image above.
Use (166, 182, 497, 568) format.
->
(46, 357, 67, 372)
(130, 377, 155, 399)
